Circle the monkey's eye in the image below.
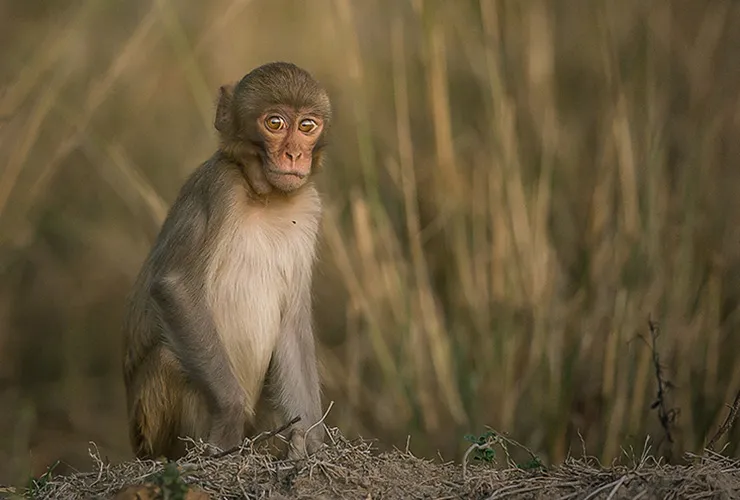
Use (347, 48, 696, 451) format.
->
(265, 116, 285, 131)
(298, 119, 318, 133)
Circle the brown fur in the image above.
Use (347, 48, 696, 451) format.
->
(122, 62, 331, 460)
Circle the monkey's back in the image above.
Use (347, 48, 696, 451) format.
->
(122, 158, 226, 388)
(121, 158, 232, 457)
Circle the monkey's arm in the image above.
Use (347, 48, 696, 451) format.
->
(272, 278, 324, 456)
(151, 271, 246, 449)
(152, 273, 238, 401)
(148, 191, 246, 449)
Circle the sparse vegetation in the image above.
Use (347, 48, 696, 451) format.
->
(1, 0, 739, 496)
(464, 431, 499, 464)
(7, 428, 740, 499)
(147, 462, 190, 500)
(23, 460, 60, 499)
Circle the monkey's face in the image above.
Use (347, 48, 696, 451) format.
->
(256, 107, 326, 192)
(215, 62, 332, 194)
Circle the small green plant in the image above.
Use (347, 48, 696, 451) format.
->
(148, 461, 190, 500)
(464, 430, 545, 471)
(517, 456, 545, 471)
(463, 430, 497, 463)
(25, 460, 61, 498)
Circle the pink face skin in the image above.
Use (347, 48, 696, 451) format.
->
(258, 108, 325, 192)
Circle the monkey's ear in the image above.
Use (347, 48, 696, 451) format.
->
(214, 83, 235, 136)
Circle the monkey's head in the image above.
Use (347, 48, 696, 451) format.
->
(215, 62, 332, 194)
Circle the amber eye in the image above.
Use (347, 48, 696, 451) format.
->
(298, 118, 318, 133)
(265, 116, 285, 131)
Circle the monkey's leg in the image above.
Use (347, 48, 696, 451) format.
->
(128, 347, 209, 459)
(151, 272, 247, 452)
(272, 286, 325, 459)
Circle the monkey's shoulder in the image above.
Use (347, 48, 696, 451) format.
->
(155, 157, 240, 229)
(176, 156, 243, 205)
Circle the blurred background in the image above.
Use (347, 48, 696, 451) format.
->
(1, 0, 739, 486)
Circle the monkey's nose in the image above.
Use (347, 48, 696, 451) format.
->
(285, 150, 302, 161)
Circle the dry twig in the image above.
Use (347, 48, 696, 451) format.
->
(642, 317, 679, 460)
(212, 415, 301, 459)
(705, 389, 740, 451)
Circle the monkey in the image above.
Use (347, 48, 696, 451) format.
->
(121, 62, 331, 461)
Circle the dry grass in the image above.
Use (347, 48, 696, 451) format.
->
(1, 0, 740, 487)
(7, 427, 740, 500)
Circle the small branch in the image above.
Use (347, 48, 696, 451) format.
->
(490, 429, 541, 466)
(583, 476, 629, 500)
(645, 317, 678, 458)
(303, 400, 335, 456)
(705, 389, 740, 451)
(462, 442, 493, 480)
(212, 416, 301, 459)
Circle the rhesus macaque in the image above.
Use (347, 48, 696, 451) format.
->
(122, 62, 331, 460)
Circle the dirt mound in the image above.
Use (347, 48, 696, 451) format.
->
(12, 428, 740, 499)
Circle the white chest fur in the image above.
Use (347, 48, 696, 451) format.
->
(205, 187, 321, 409)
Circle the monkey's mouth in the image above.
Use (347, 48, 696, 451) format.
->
(265, 168, 310, 192)
(267, 169, 308, 180)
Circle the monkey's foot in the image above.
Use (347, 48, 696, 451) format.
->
(286, 427, 324, 460)
(286, 429, 309, 460)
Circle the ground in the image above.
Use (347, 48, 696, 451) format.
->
(6, 428, 740, 500)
